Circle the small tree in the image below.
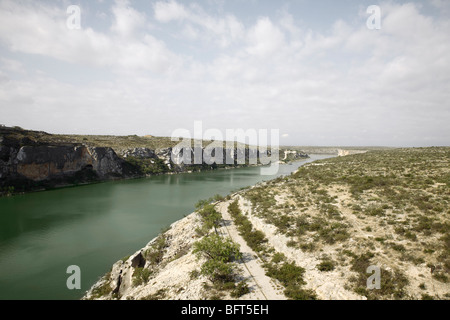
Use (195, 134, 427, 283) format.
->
(198, 204, 222, 233)
(193, 234, 242, 282)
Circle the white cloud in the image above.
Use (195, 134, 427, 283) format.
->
(153, 0, 244, 47)
(111, 0, 146, 37)
(153, 0, 188, 23)
(429, 0, 450, 11)
(0, 0, 181, 73)
(0, 58, 25, 74)
(246, 17, 285, 56)
(0, 1, 449, 146)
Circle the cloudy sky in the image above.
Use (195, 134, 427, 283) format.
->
(0, 0, 449, 147)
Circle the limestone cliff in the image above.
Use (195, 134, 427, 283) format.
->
(0, 134, 136, 193)
(0, 126, 282, 194)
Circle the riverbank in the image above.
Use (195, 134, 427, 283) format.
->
(84, 147, 450, 300)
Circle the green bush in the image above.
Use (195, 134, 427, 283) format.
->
(272, 252, 287, 264)
(228, 201, 268, 252)
(265, 262, 306, 287)
(264, 260, 316, 300)
(133, 267, 152, 287)
(317, 260, 335, 272)
(193, 234, 242, 263)
(193, 234, 242, 283)
(91, 276, 112, 298)
(284, 285, 317, 300)
(200, 259, 235, 283)
(350, 252, 375, 273)
(145, 236, 167, 265)
(230, 281, 250, 298)
(198, 204, 222, 232)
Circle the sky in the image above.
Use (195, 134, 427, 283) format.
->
(0, 0, 449, 147)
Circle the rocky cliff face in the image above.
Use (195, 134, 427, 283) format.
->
(119, 148, 157, 160)
(1, 143, 132, 189)
(157, 145, 271, 172)
(0, 127, 285, 193)
(13, 145, 126, 181)
(0, 127, 139, 192)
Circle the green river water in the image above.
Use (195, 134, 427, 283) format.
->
(0, 155, 332, 300)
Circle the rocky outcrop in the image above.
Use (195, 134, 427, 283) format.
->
(281, 150, 309, 162)
(0, 127, 138, 192)
(88, 147, 125, 178)
(83, 212, 206, 300)
(120, 148, 157, 159)
(3, 144, 126, 182)
(160, 145, 271, 172)
(337, 149, 367, 157)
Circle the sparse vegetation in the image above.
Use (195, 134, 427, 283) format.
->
(241, 147, 449, 300)
(317, 259, 336, 272)
(264, 260, 317, 300)
(228, 200, 268, 253)
(230, 280, 251, 298)
(141, 289, 167, 300)
(90, 274, 113, 299)
(144, 236, 167, 265)
(132, 267, 152, 287)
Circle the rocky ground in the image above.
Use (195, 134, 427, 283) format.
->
(84, 147, 449, 300)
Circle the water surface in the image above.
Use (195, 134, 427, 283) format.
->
(0, 155, 332, 299)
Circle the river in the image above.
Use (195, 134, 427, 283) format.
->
(0, 154, 333, 300)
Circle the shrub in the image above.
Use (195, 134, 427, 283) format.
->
(351, 252, 374, 273)
(230, 281, 250, 298)
(200, 259, 235, 283)
(141, 289, 167, 300)
(264, 260, 317, 300)
(198, 204, 222, 232)
(91, 278, 112, 298)
(284, 286, 317, 300)
(364, 205, 384, 217)
(228, 201, 268, 252)
(272, 252, 287, 264)
(193, 234, 241, 263)
(317, 260, 335, 272)
(193, 234, 242, 283)
(145, 236, 167, 265)
(265, 262, 306, 287)
(432, 272, 448, 283)
(133, 267, 152, 287)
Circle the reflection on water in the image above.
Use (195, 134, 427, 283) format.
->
(0, 154, 333, 299)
